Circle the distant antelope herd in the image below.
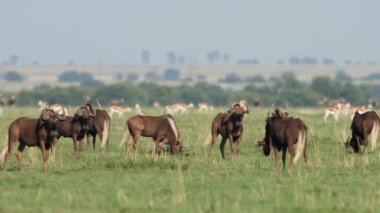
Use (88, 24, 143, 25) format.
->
(0, 97, 379, 172)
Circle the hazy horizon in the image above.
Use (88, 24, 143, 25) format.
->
(1, 0, 379, 65)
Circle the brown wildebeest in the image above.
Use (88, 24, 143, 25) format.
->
(119, 114, 182, 154)
(207, 103, 250, 159)
(0, 109, 65, 171)
(261, 109, 308, 170)
(85, 103, 111, 150)
(57, 105, 95, 154)
(345, 111, 380, 153)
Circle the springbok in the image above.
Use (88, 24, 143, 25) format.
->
(165, 102, 194, 115)
(109, 105, 132, 118)
(198, 102, 214, 112)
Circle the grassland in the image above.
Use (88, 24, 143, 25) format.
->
(1, 107, 380, 212)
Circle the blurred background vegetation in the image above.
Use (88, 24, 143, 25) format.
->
(2, 72, 373, 107)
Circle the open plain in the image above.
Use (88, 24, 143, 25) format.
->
(0, 107, 380, 212)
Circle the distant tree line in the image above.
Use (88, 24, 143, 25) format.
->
(15, 75, 375, 107)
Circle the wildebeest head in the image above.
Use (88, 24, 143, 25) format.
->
(256, 138, 271, 156)
(171, 140, 183, 154)
(40, 109, 66, 137)
(75, 105, 95, 131)
(344, 136, 361, 153)
(226, 104, 249, 126)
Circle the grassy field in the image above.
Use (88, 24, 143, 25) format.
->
(1, 107, 380, 212)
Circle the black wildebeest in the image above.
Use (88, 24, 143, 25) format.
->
(119, 114, 182, 154)
(0, 109, 65, 171)
(261, 109, 308, 170)
(85, 103, 111, 150)
(345, 111, 380, 153)
(206, 103, 250, 159)
(57, 105, 95, 154)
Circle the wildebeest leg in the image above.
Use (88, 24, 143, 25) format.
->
(131, 132, 140, 152)
(2, 136, 17, 171)
(79, 139, 84, 151)
(92, 134, 96, 150)
(355, 136, 361, 153)
(236, 134, 243, 155)
(208, 130, 218, 157)
(39, 141, 49, 171)
(50, 137, 58, 162)
(154, 138, 166, 155)
(304, 139, 309, 170)
(219, 137, 227, 159)
(86, 133, 91, 147)
(274, 148, 281, 171)
(72, 134, 79, 155)
(228, 135, 235, 154)
(15, 144, 26, 170)
(286, 145, 294, 170)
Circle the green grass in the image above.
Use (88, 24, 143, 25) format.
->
(1, 107, 380, 212)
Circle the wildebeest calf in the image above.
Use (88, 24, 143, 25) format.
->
(345, 111, 380, 153)
(207, 103, 249, 159)
(120, 114, 182, 154)
(0, 109, 65, 171)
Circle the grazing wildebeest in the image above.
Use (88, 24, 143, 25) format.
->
(85, 104, 111, 150)
(0, 109, 65, 171)
(206, 103, 250, 159)
(120, 114, 182, 154)
(345, 111, 380, 153)
(57, 105, 95, 154)
(261, 109, 308, 170)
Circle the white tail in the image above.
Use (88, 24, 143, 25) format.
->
(167, 116, 179, 140)
(204, 132, 212, 145)
(96, 99, 102, 109)
(370, 121, 379, 151)
(0, 136, 9, 162)
(100, 121, 110, 149)
(293, 131, 306, 164)
(119, 127, 131, 148)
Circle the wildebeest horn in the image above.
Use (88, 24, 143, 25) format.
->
(267, 102, 275, 117)
(245, 101, 250, 114)
(41, 110, 50, 121)
(285, 102, 291, 114)
(96, 99, 102, 109)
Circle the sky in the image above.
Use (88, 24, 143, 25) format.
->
(0, 0, 379, 65)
